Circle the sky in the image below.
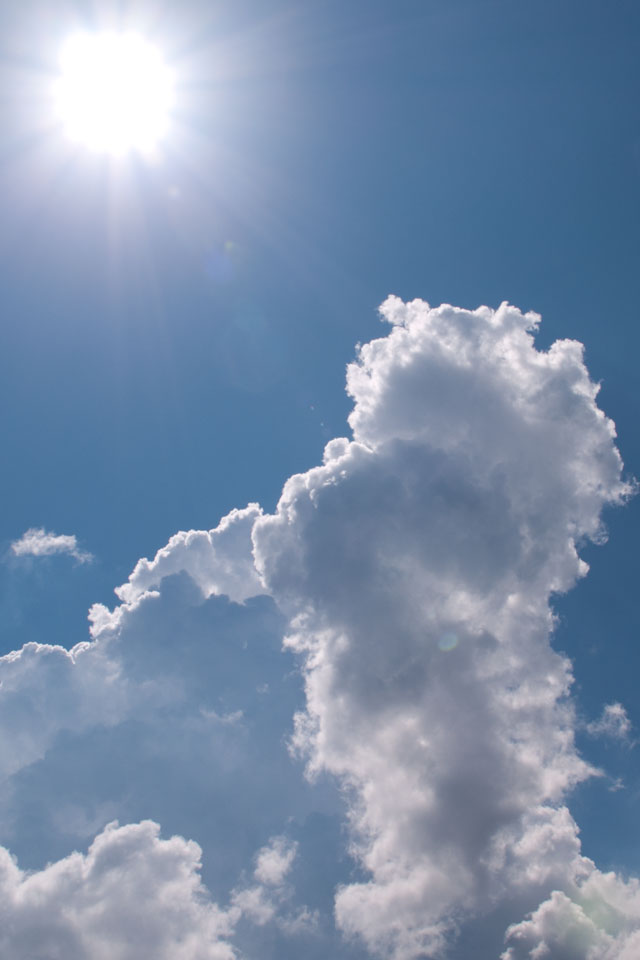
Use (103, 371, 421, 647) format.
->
(0, 1, 639, 957)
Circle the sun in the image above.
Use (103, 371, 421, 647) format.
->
(54, 32, 174, 156)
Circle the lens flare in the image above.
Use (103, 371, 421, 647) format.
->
(438, 632, 459, 652)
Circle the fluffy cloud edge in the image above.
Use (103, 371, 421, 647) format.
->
(0, 819, 237, 960)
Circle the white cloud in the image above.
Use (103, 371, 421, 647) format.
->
(114, 504, 265, 607)
(11, 527, 93, 563)
(502, 862, 640, 959)
(254, 835, 298, 887)
(0, 579, 319, 869)
(0, 505, 273, 800)
(0, 542, 346, 958)
(231, 835, 319, 936)
(0, 639, 125, 780)
(0, 820, 236, 960)
(0, 298, 635, 960)
(232, 835, 298, 924)
(253, 298, 633, 958)
(586, 703, 632, 741)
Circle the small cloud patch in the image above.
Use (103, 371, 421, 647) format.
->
(586, 702, 632, 741)
(11, 528, 93, 564)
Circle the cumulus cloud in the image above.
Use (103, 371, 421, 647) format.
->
(0, 818, 322, 960)
(0, 639, 125, 780)
(503, 862, 640, 959)
(0, 534, 347, 958)
(11, 527, 93, 563)
(253, 298, 633, 957)
(0, 298, 635, 960)
(0, 577, 316, 871)
(0, 820, 236, 960)
(114, 504, 265, 607)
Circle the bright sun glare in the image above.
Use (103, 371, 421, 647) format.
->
(54, 33, 174, 155)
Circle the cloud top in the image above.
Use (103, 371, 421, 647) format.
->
(114, 505, 265, 606)
(254, 297, 633, 958)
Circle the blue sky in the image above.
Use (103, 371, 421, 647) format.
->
(1, 2, 639, 958)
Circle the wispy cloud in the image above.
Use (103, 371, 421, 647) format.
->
(10, 528, 93, 564)
(586, 702, 632, 740)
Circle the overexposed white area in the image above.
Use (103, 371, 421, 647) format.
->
(53, 32, 174, 155)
